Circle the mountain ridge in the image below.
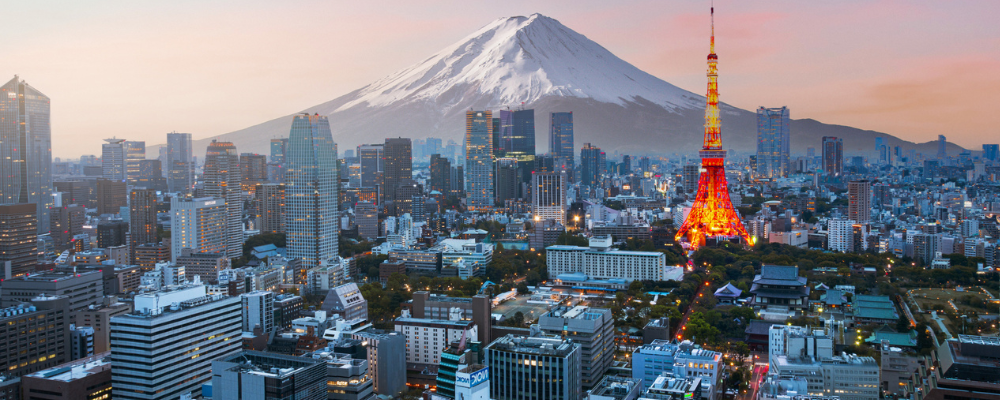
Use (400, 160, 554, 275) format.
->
(159, 13, 965, 159)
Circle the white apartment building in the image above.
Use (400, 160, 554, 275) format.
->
(547, 236, 677, 282)
(827, 218, 856, 253)
(241, 290, 274, 333)
(394, 317, 477, 368)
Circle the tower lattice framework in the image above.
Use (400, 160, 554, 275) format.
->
(675, 6, 751, 251)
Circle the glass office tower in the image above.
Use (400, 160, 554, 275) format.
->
(0, 75, 52, 232)
(286, 114, 339, 268)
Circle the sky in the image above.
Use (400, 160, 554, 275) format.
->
(4, 0, 998, 158)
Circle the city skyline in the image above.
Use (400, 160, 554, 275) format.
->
(3, 1, 997, 157)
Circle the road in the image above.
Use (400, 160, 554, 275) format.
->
(676, 280, 710, 340)
(739, 363, 767, 400)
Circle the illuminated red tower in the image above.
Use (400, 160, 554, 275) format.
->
(675, 6, 751, 251)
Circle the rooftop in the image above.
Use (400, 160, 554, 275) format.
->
(25, 353, 111, 382)
(487, 334, 577, 357)
(589, 375, 641, 399)
(218, 351, 323, 378)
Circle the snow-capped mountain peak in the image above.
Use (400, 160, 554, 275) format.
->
(327, 13, 701, 114)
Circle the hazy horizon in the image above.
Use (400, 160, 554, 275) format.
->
(5, 0, 998, 158)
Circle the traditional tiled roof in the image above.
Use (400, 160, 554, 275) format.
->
(753, 265, 807, 286)
(714, 283, 742, 298)
(820, 289, 846, 306)
(745, 320, 777, 336)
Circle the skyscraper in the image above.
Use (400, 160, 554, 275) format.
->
(0, 203, 38, 279)
(129, 188, 158, 263)
(498, 109, 536, 159)
(429, 154, 452, 195)
(848, 180, 872, 224)
(383, 138, 412, 216)
(95, 179, 127, 215)
(286, 114, 339, 269)
(270, 138, 288, 163)
(125, 141, 145, 183)
(983, 144, 999, 162)
(550, 112, 574, 165)
(465, 110, 494, 211)
(255, 183, 285, 234)
(102, 138, 127, 182)
(580, 143, 605, 188)
(357, 144, 384, 188)
(821, 136, 843, 176)
(166, 132, 193, 193)
(756, 106, 790, 179)
(937, 134, 947, 159)
(203, 141, 243, 259)
(170, 197, 226, 262)
(0, 76, 52, 233)
(531, 171, 567, 223)
(495, 157, 519, 205)
(240, 153, 267, 190)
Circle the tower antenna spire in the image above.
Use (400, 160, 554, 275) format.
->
(710, 2, 715, 54)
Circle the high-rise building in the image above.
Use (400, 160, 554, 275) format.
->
(550, 112, 574, 165)
(129, 188, 159, 262)
(937, 134, 947, 159)
(0, 270, 103, 314)
(0, 295, 71, 377)
(822, 136, 844, 176)
(682, 164, 700, 193)
(240, 152, 267, 190)
(125, 140, 145, 183)
(382, 138, 412, 215)
(847, 180, 871, 224)
(983, 144, 999, 162)
(756, 106, 790, 179)
(49, 204, 85, 250)
(286, 114, 339, 269)
(531, 171, 567, 223)
(465, 111, 494, 212)
(101, 138, 127, 182)
(53, 181, 91, 209)
(241, 290, 275, 333)
(170, 197, 227, 262)
(270, 138, 288, 163)
(166, 132, 193, 193)
(110, 284, 242, 400)
(0, 203, 38, 279)
(357, 144, 383, 188)
(485, 335, 581, 400)
(580, 143, 605, 188)
(96, 221, 129, 249)
(203, 141, 243, 259)
(538, 305, 614, 389)
(95, 179, 127, 215)
(211, 350, 327, 400)
(135, 159, 165, 191)
(355, 200, 378, 240)
(254, 183, 285, 234)
(497, 109, 535, 159)
(429, 154, 451, 196)
(495, 157, 519, 205)
(0, 76, 53, 233)
(21, 353, 113, 400)
(351, 330, 407, 397)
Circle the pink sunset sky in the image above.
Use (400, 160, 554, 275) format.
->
(4, 0, 998, 158)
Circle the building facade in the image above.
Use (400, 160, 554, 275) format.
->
(286, 114, 339, 269)
(485, 335, 581, 400)
(203, 141, 244, 259)
(550, 112, 574, 165)
(170, 197, 226, 262)
(0, 76, 53, 233)
(756, 106, 790, 179)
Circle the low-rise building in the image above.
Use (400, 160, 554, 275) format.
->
(547, 236, 680, 282)
(20, 353, 112, 400)
(631, 340, 722, 400)
(538, 305, 615, 389)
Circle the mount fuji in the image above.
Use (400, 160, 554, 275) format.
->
(183, 13, 961, 158)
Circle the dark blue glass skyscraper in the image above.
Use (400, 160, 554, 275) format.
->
(549, 112, 574, 165)
(756, 106, 790, 179)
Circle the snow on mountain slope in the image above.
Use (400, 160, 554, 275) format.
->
(179, 13, 932, 158)
(321, 14, 702, 115)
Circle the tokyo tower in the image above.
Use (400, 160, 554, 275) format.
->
(675, 6, 751, 251)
